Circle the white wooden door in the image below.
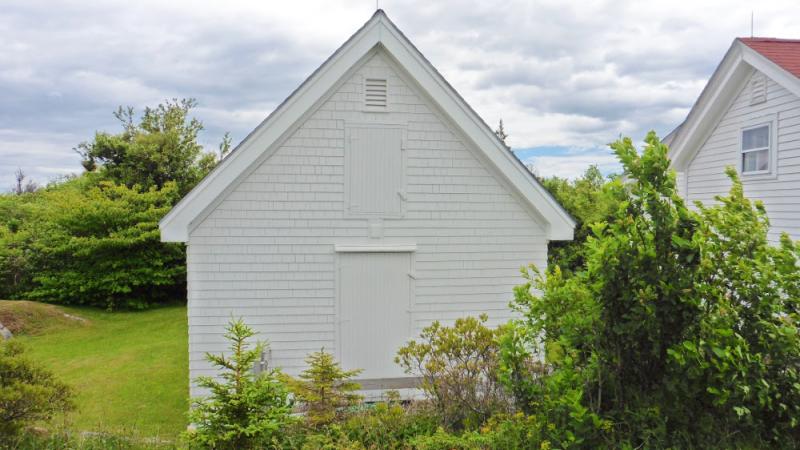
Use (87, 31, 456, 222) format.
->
(338, 252, 412, 379)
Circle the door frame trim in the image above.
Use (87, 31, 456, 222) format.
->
(334, 251, 415, 378)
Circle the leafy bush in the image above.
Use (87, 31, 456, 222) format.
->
(282, 392, 440, 449)
(341, 394, 440, 448)
(0, 99, 223, 309)
(185, 318, 294, 450)
(12, 426, 178, 450)
(539, 165, 625, 274)
(503, 132, 800, 448)
(409, 428, 491, 450)
(285, 423, 364, 450)
(0, 177, 185, 309)
(669, 167, 800, 444)
(396, 315, 513, 430)
(284, 349, 362, 427)
(0, 339, 73, 444)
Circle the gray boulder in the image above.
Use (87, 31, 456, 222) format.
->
(0, 322, 12, 340)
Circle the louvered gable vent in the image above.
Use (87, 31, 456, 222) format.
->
(364, 78, 388, 110)
(750, 73, 767, 105)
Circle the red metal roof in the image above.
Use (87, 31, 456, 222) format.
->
(739, 37, 800, 78)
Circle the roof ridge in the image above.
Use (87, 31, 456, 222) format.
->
(738, 37, 800, 43)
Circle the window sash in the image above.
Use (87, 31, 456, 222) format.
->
(742, 149, 769, 173)
(742, 125, 769, 151)
(740, 125, 770, 173)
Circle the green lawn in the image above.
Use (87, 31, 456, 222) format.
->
(7, 301, 189, 438)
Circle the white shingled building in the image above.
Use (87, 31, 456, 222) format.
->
(160, 10, 575, 396)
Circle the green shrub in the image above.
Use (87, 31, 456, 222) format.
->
(539, 165, 625, 275)
(341, 394, 440, 448)
(409, 428, 491, 450)
(283, 349, 363, 427)
(503, 132, 800, 448)
(396, 315, 513, 431)
(185, 318, 294, 449)
(0, 98, 222, 309)
(2, 176, 186, 309)
(11, 427, 178, 450)
(668, 167, 800, 444)
(0, 339, 73, 445)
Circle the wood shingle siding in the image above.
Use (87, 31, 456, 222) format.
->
(185, 51, 548, 394)
(685, 70, 800, 241)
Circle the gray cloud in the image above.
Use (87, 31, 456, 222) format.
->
(1, 0, 798, 188)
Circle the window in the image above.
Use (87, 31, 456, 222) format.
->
(741, 125, 770, 173)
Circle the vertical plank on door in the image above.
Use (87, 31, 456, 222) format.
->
(338, 252, 411, 378)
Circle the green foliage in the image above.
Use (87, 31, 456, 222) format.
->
(1, 98, 225, 309)
(0, 176, 185, 309)
(11, 426, 178, 450)
(503, 132, 800, 448)
(539, 165, 625, 274)
(340, 394, 440, 448)
(282, 391, 440, 449)
(396, 315, 513, 431)
(409, 427, 492, 450)
(0, 188, 46, 298)
(0, 339, 73, 444)
(185, 318, 294, 450)
(284, 349, 363, 427)
(667, 166, 800, 444)
(77, 98, 217, 196)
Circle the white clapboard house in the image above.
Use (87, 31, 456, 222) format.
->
(160, 10, 575, 395)
(665, 37, 800, 242)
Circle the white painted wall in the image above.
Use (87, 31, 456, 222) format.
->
(186, 49, 549, 396)
(685, 69, 800, 242)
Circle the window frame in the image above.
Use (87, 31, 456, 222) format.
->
(738, 119, 776, 178)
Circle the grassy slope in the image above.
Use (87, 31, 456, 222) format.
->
(8, 302, 188, 437)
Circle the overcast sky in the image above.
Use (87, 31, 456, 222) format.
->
(1, 0, 798, 189)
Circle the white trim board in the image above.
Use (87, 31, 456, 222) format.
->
(159, 10, 575, 243)
(334, 244, 417, 253)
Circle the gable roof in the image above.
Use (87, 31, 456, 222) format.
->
(740, 37, 800, 78)
(159, 10, 576, 242)
(668, 37, 800, 170)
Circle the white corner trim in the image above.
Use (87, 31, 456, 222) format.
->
(334, 244, 417, 253)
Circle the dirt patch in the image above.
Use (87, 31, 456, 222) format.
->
(0, 300, 88, 336)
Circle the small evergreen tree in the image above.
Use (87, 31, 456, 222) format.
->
(0, 340, 73, 444)
(284, 349, 362, 427)
(186, 318, 293, 449)
(494, 119, 509, 144)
